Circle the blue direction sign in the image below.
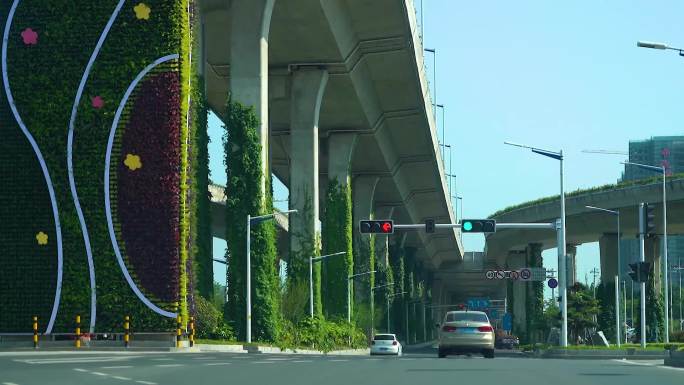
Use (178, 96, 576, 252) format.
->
(548, 278, 558, 289)
(502, 313, 512, 331)
(467, 298, 490, 309)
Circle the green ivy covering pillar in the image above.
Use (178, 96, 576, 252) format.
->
(321, 180, 353, 319)
(223, 100, 279, 342)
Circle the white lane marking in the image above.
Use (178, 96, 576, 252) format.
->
(91, 372, 108, 376)
(3, 382, 20, 385)
(17, 356, 138, 364)
(135, 381, 157, 385)
(73, 369, 88, 372)
(252, 361, 275, 364)
(204, 362, 232, 366)
(265, 358, 292, 361)
(101, 366, 133, 369)
(329, 359, 348, 362)
(292, 360, 313, 363)
(154, 364, 183, 368)
(192, 357, 217, 360)
(613, 359, 684, 371)
(151, 358, 174, 361)
(112, 376, 132, 381)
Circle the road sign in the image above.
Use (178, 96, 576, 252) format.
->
(509, 271, 520, 280)
(503, 313, 512, 331)
(496, 270, 505, 279)
(485, 270, 495, 280)
(467, 298, 490, 309)
(548, 278, 558, 289)
(520, 268, 531, 280)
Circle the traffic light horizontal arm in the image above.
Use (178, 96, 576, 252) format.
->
(394, 222, 555, 230)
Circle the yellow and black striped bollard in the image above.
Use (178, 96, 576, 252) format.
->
(32, 316, 38, 349)
(189, 316, 195, 348)
(124, 315, 130, 348)
(75, 315, 81, 349)
(176, 315, 182, 348)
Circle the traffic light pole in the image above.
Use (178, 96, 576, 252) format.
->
(639, 203, 646, 348)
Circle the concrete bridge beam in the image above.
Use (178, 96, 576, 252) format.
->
(507, 251, 527, 334)
(229, 0, 275, 194)
(599, 234, 619, 284)
(566, 244, 578, 287)
(288, 68, 329, 290)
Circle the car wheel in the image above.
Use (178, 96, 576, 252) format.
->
(483, 349, 495, 359)
(438, 348, 447, 358)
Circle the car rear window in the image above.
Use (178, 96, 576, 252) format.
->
(374, 335, 395, 341)
(445, 312, 488, 322)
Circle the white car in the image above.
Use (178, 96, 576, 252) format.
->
(437, 310, 495, 358)
(370, 333, 402, 356)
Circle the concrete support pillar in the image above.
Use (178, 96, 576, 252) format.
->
(321, 133, 357, 319)
(288, 69, 329, 317)
(230, 0, 275, 194)
(599, 234, 619, 284)
(645, 236, 662, 291)
(507, 251, 527, 336)
(352, 176, 379, 304)
(566, 244, 578, 287)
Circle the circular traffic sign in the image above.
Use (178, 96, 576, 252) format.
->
(520, 268, 531, 280)
(485, 270, 495, 280)
(496, 270, 505, 279)
(548, 278, 558, 289)
(463, 221, 473, 231)
(510, 271, 520, 280)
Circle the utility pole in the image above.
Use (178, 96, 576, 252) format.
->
(639, 203, 646, 348)
(590, 268, 600, 298)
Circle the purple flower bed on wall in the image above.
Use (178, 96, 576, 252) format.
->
(118, 71, 180, 303)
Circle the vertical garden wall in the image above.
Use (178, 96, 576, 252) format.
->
(0, 0, 196, 333)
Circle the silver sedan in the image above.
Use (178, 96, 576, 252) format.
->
(437, 310, 495, 358)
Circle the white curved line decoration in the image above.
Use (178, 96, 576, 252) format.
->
(105, 54, 180, 319)
(68, 0, 125, 334)
(3, 0, 63, 334)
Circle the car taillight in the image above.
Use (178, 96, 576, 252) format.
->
(442, 325, 457, 332)
(478, 325, 494, 332)
(392, 341, 398, 345)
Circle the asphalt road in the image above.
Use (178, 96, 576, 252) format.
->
(1, 347, 682, 385)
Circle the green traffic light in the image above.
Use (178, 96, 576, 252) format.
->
(463, 221, 473, 231)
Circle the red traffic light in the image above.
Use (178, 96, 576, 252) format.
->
(359, 220, 394, 234)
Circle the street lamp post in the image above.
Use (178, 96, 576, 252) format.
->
(424, 48, 436, 120)
(347, 270, 377, 323)
(586, 205, 621, 347)
(505, 141, 568, 346)
(386, 292, 407, 333)
(246, 209, 297, 344)
(637, 40, 684, 56)
(310, 251, 346, 318)
(623, 161, 669, 343)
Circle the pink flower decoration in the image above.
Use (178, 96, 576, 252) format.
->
(92, 96, 104, 109)
(21, 28, 38, 45)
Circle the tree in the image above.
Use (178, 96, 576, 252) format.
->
(566, 283, 599, 344)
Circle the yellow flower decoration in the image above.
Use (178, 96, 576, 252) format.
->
(36, 231, 48, 245)
(124, 154, 142, 171)
(134, 3, 151, 20)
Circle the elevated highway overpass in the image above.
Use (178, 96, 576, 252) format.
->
(198, 0, 463, 289)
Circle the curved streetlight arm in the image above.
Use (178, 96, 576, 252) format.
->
(504, 141, 562, 160)
(585, 205, 618, 215)
(312, 251, 346, 262)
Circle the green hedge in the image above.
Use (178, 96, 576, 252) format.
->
(223, 99, 279, 342)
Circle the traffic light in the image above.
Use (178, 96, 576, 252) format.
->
(639, 261, 652, 282)
(641, 203, 656, 238)
(425, 219, 435, 233)
(460, 219, 496, 233)
(628, 262, 652, 283)
(628, 262, 640, 282)
(359, 220, 394, 234)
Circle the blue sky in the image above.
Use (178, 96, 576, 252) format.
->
(209, 1, 684, 297)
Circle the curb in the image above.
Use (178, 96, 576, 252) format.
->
(535, 349, 669, 360)
(196, 344, 369, 356)
(664, 350, 684, 368)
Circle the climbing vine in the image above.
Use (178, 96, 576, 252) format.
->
(223, 99, 280, 342)
(321, 180, 353, 319)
